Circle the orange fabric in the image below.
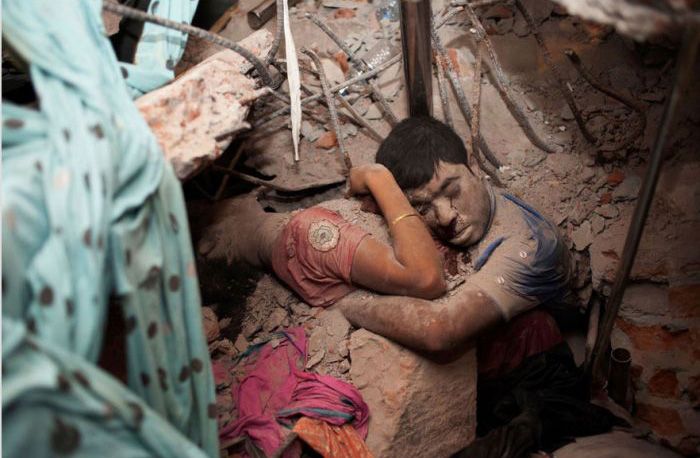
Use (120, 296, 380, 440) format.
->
(293, 417, 374, 458)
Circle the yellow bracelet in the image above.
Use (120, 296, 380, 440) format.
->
(390, 212, 420, 227)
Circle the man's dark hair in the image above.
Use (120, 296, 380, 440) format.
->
(375, 116, 472, 190)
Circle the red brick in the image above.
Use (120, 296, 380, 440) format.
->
(607, 169, 625, 187)
(648, 369, 680, 398)
(334, 51, 349, 74)
(668, 284, 700, 318)
(636, 403, 685, 437)
(315, 131, 337, 149)
(333, 8, 356, 19)
(687, 375, 700, 408)
(631, 364, 644, 390)
(614, 318, 699, 352)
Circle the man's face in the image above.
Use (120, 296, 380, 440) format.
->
(407, 162, 489, 247)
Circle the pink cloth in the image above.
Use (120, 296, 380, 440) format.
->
(220, 327, 369, 457)
(271, 207, 370, 307)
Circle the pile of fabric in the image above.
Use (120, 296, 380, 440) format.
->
(2, 0, 218, 456)
(219, 327, 372, 457)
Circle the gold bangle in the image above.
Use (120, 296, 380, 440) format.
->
(390, 212, 419, 227)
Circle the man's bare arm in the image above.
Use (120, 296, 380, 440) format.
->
(335, 284, 504, 355)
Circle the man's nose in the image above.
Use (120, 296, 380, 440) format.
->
(434, 199, 456, 228)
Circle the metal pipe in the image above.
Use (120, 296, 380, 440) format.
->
(248, 0, 301, 30)
(399, 0, 433, 117)
(608, 347, 631, 408)
(590, 26, 700, 385)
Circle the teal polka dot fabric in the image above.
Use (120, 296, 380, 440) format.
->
(2, 1, 217, 456)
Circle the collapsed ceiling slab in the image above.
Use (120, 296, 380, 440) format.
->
(549, 0, 699, 40)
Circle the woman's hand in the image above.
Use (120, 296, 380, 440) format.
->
(346, 164, 390, 197)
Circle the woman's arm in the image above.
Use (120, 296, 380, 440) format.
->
(347, 164, 446, 299)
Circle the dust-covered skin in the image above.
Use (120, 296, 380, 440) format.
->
(407, 162, 491, 247)
(335, 283, 503, 357)
(335, 162, 563, 355)
(197, 195, 288, 268)
(198, 163, 448, 304)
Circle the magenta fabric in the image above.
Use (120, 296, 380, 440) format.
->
(220, 327, 369, 456)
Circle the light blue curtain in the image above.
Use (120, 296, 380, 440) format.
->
(2, 0, 217, 456)
(122, 0, 200, 96)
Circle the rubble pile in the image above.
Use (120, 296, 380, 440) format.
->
(182, 0, 698, 455)
(202, 199, 477, 457)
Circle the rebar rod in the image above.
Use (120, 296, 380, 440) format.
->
(265, 0, 284, 64)
(102, 0, 274, 86)
(470, 41, 483, 166)
(399, 0, 434, 117)
(302, 49, 352, 172)
(514, 0, 595, 144)
(451, 0, 513, 8)
(253, 54, 402, 128)
(430, 17, 503, 169)
(462, 3, 556, 154)
(305, 13, 399, 125)
(436, 56, 454, 129)
(589, 27, 700, 385)
(337, 95, 384, 142)
(564, 49, 647, 154)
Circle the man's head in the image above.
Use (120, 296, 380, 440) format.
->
(376, 117, 491, 247)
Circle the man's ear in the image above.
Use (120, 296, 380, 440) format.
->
(359, 195, 382, 215)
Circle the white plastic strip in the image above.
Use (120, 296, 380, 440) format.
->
(282, 0, 302, 161)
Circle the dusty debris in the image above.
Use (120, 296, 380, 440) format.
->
(572, 220, 594, 251)
(595, 204, 620, 219)
(613, 175, 642, 202)
(202, 306, 221, 342)
(137, 30, 273, 180)
(316, 131, 338, 149)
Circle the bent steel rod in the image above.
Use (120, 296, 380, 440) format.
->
(588, 27, 700, 384)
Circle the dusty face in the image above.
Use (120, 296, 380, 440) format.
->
(407, 162, 491, 247)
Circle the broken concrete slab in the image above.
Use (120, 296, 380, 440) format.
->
(137, 30, 273, 180)
(613, 175, 642, 202)
(596, 204, 620, 219)
(349, 329, 476, 457)
(571, 220, 594, 251)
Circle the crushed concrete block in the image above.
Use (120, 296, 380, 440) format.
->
(596, 204, 620, 219)
(591, 214, 606, 234)
(365, 103, 383, 120)
(321, 58, 345, 86)
(546, 152, 580, 179)
(202, 306, 220, 342)
(613, 176, 642, 202)
(137, 30, 272, 180)
(264, 307, 289, 332)
(581, 167, 596, 183)
(342, 124, 359, 139)
(301, 120, 323, 142)
(349, 329, 476, 457)
(234, 334, 249, 353)
(560, 104, 575, 120)
(571, 220, 593, 251)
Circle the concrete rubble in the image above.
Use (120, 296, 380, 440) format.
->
(136, 30, 273, 179)
(201, 199, 477, 457)
(167, 0, 700, 455)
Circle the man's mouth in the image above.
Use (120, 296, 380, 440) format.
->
(450, 225, 472, 245)
(437, 219, 459, 240)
